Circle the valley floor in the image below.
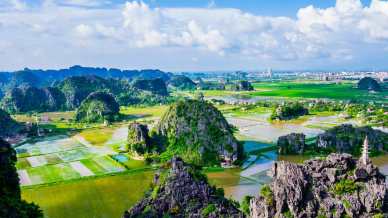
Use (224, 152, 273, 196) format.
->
(16, 99, 387, 217)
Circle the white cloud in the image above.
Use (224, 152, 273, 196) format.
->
(0, 0, 388, 71)
(60, 0, 111, 7)
(74, 24, 94, 38)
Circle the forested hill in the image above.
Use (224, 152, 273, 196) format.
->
(0, 65, 172, 88)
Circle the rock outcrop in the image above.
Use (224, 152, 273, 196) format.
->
(357, 77, 382, 92)
(316, 124, 387, 155)
(231, 81, 254, 91)
(124, 157, 243, 218)
(167, 75, 196, 90)
(0, 109, 21, 137)
(128, 123, 151, 155)
(75, 91, 120, 123)
(153, 99, 242, 166)
(277, 133, 305, 155)
(57, 75, 113, 109)
(0, 138, 42, 218)
(270, 103, 308, 120)
(250, 153, 387, 218)
(132, 78, 168, 96)
(1, 86, 66, 113)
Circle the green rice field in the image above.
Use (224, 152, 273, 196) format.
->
(251, 81, 387, 102)
(22, 171, 154, 218)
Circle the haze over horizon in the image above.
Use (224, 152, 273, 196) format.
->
(1, 0, 388, 71)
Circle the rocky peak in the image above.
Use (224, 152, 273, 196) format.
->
(277, 133, 306, 154)
(250, 153, 387, 218)
(316, 124, 387, 154)
(75, 91, 120, 123)
(127, 122, 151, 155)
(153, 99, 242, 166)
(124, 157, 243, 218)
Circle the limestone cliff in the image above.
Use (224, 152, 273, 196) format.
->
(153, 99, 242, 166)
(0, 109, 21, 137)
(250, 153, 387, 218)
(128, 123, 152, 155)
(124, 157, 243, 218)
(0, 138, 42, 218)
(277, 133, 306, 155)
(75, 91, 120, 123)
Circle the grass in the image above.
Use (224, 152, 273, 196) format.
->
(12, 111, 75, 123)
(251, 81, 387, 102)
(80, 159, 107, 174)
(331, 179, 360, 195)
(78, 127, 115, 146)
(22, 171, 154, 218)
(121, 159, 146, 170)
(120, 105, 169, 118)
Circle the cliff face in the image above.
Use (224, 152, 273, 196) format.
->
(1, 86, 66, 113)
(75, 91, 120, 123)
(270, 103, 308, 121)
(132, 78, 168, 96)
(153, 99, 241, 166)
(277, 124, 388, 155)
(316, 124, 387, 155)
(250, 153, 387, 218)
(231, 81, 254, 91)
(357, 77, 381, 92)
(0, 138, 42, 218)
(0, 109, 21, 137)
(167, 75, 196, 90)
(124, 157, 243, 218)
(128, 123, 151, 155)
(57, 75, 113, 109)
(277, 133, 306, 155)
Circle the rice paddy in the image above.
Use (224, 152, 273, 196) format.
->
(251, 81, 387, 102)
(21, 171, 154, 218)
(14, 125, 135, 187)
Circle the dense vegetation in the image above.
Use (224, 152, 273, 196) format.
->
(75, 91, 120, 123)
(357, 77, 382, 92)
(0, 74, 175, 113)
(229, 80, 254, 91)
(131, 78, 168, 96)
(0, 109, 21, 137)
(127, 123, 152, 155)
(0, 138, 42, 218)
(152, 99, 243, 166)
(0, 66, 171, 89)
(270, 102, 308, 120)
(57, 75, 114, 109)
(278, 124, 388, 156)
(1, 86, 66, 113)
(167, 75, 196, 90)
(314, 124, 388, 156)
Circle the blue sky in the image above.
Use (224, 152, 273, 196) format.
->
(0, 0, 387, 71)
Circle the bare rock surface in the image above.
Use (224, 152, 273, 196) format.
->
(250, 153, 387, 218)
(124, 157, 243, 218)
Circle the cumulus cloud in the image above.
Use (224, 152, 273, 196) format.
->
(0, 0, 388, 70)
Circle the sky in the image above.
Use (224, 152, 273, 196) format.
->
(0, 0, 387, 72)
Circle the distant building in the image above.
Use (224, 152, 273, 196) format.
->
(267, 68, 273, 78)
